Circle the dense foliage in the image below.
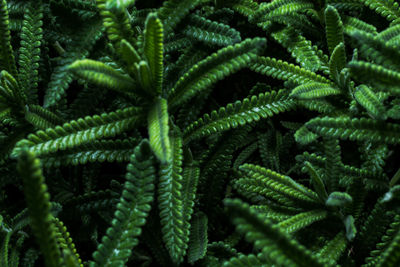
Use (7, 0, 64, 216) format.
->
(1, 0, 400, 266)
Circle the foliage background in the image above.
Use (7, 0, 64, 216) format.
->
(1, 0, 400, 266)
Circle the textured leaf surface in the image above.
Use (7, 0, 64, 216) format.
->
(144, 13, 164, 95)
(188, 212, 208, 264)
(92, 140, 156, 267)
(68, 59, 136, 93)
(12, 107, 140, 157)
(168, 38, 266, 108)
(225, 198, 332, 267)
(17, 151, 62, 267)
(158, 130, 186, 264)
(184, 90, 295, 143)
(147, 97, 171, 163)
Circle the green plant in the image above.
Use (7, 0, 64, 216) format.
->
(1, 0, 400, 266)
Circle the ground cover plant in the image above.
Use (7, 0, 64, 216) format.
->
(1, 0, 400, 266)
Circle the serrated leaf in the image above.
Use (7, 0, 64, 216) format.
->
(147, 97, 171, 163)
(68, 59, 136, 93)
(304, 161, 328, 203)
(290, 82, 341, 99)
(188, 212, 208, 264)
(144, 13, 164, 95)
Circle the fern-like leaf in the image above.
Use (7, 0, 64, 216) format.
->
(225, 0, 259, 18)
(44, 20, 103, 108)
(317, 231, 347, 263)
(188, 212, 208, 264)
(68, 59, 136, 94)
(143, 13, 164, 95)
(158, 129, 186, 264)
(222, 253, 265, 267)
(349, 61, 400, 95)
(304, 116, 400, 144)
(157, 0, 203, 35)
(12, 107, 140, 157)
(41, 138, 137, 167)
(290, 82, 341, 99)
(342, 15, 377, 35)
(237, 163, 320, 205)
(96, 0, 135, 51)
(224, 198, 332, 267)
(271, 27, 323, 72)
(278, 210, 328, 234)
(181, 162, 200, 251)
(24, 105, 65, 130)
(347, 29, 400, 69)
(353, 84, 386, 119)
(250, 56, 332, 85)
(147, 97, 171, 163)
(359, 0, 400, 23)
(92, 140, 156, 267)
(325, 5, 345, 56)
(17, 150, 62, 267)
(329, 42, 346, 83)
(183, 14, 242, 47)
(0, 0, 17, 77)
(17, 2, 42, 104)
(184, 90, 295, 143)
(168, 37, 266, 108)
(52, 218, 83, 266)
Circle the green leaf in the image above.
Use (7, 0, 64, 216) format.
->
(184, 90, 295, 143)
(224, 198, 332, 267)
(349, 61, 400, 95)
(304, 161, 328, 203)
(329, 43, 346, 83)
(119, 39, 141, 74)
(24, 105, 65, 130)
(181, 163, 200, 249)
(158, 0, 203, 35)
(305, 116, 400, 144)
(359, 0, 400, 23)
(353, 84, 386, 120)
(317, 232, 347, 262)
(158, 129, 186, 264)
(17, 2, 43, 104)
(52, 218, 82, 266)
(237, 163, 320, 205)
(325, 5, 344, 56)
(223, 254, 265, 267)
(347, 29, 400, 69)
(68, 59, 136, 94)
(0, 0, 17, 78)
(147, 97, 171, 163)
(144, 13, 164, 95)
(251, 56, 332, 85)
(17, 150, 63, 267)
(294, 125, 319, 145)
(96, 0, 136, 50)
(278, 210, 328, 234)
(224, 0, 259, 18)
(92, 140, 156, 267)
(271, 26, 323, 72)
(183, 14, 242, 47)
(168, 38, 266, 108)
(12, 107, 140, 157)
(41, 139, 137, 167)
(188, 212, 208, 264)
(105, 0, 135, 11)
(290, 82, 341, 99)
